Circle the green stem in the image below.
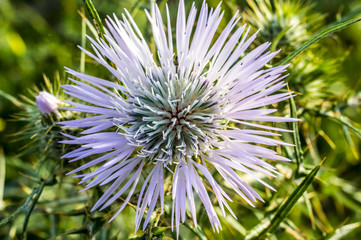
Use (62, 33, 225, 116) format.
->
(21, 182, 45, 240)
(0, 178, 55, 228)
(289, 97, 304, 176)
(82, 0, 106, 41)
(0, 148, 5, 209)
(81, 0, 116, 69)
(0, 188, 37, 227)
(80, 8, 86, 73)
(82, 0, 105, 38)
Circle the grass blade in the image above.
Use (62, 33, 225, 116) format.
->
(326, 222, 361, 240)
(0, 90, 23, 108)
(342, 125, 359, 159)
(320, 112, 361, 139)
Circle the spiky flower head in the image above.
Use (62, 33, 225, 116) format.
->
(289, 49, 347, 110)
(5, 74, 68, 158)
(243, 0, 346, 111)
(243, 0, 324, 53)
(60, 0, 296, 235)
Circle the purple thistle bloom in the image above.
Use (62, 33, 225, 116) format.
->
(60, 0, 297, 235)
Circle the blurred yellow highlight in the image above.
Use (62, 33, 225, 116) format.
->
(0, 118, 5, 132)
(6, 31, 26, 56)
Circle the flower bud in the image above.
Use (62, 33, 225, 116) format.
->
(36, 91, 60, 115)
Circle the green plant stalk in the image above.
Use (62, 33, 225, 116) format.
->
(82, 0, 106, 41)
(289, 97, 304, 175)
(276, 17, 361, 66)
(130, 0, 143, 17)
(0, 188, 39, 227)
(270, 26, 290, 52)
(0, 148, 5, 209)
(246, 160, 323, 239)
(0, 178, 56, 228)
(183, 220, 208, 240)
(80, 8, 86, 73)
(81, 0, 116, 70)
(78, 9, 99, 37)
(21, 182, 45, 240)
(303, 191, 315, 229)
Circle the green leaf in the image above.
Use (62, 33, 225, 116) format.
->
(276, 17, 361, 66)
(342, 125, 359, 159)
(328, 189, 361, 214)
(246, 161, 323, 239)
(320, 112, 361, 139)
(303, 191, 315, 229)
(325, 222, 361, 240)
(130, 0, 144, 17)
(0, 89, 23, 107)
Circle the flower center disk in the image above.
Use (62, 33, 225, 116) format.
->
(125, 75, 219, 164)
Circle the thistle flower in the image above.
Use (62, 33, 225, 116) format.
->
(243, 0, 324, 54)
(60, 0, 296, 235)
(243, 1, 347, 111)
(288, 49, 347, 110)
(4, 74, 68, 158)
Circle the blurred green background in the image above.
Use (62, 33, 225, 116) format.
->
(1, 0, 361, 239)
